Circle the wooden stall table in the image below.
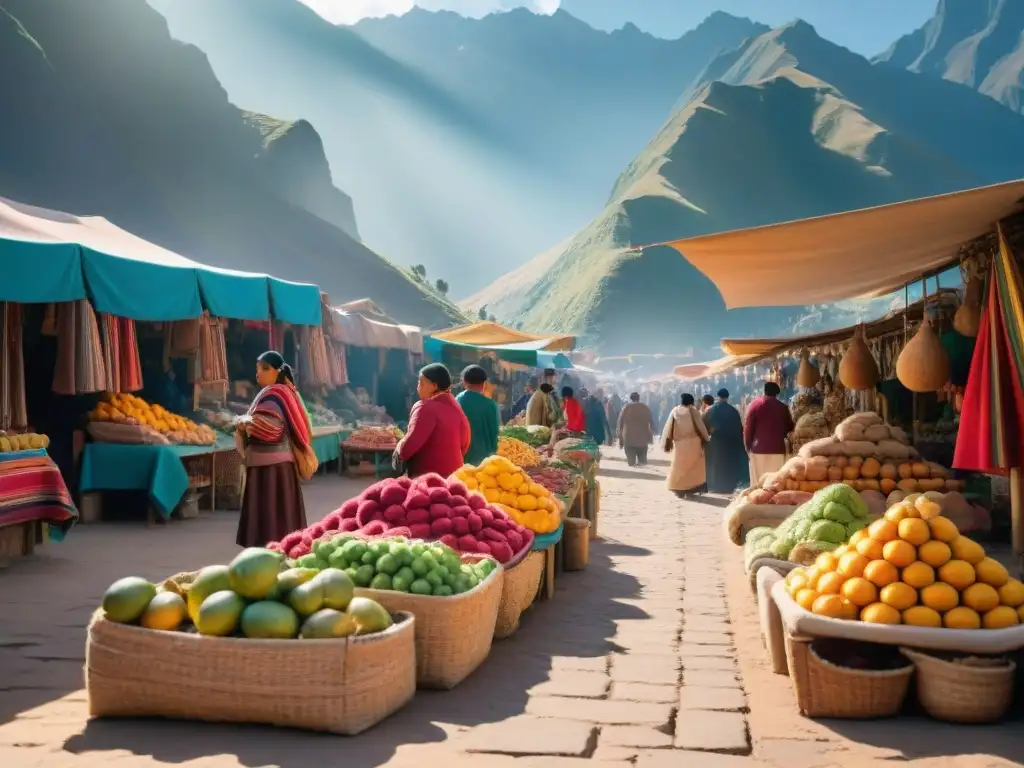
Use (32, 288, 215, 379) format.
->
(532, 525, 565, 601)
(0, 448, 78, 567)
(310, 426, 344, 474)
(78, 435, 235, 526)
(341, 438, 397, 479)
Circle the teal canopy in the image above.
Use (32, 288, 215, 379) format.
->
(0, 197, 321, 325)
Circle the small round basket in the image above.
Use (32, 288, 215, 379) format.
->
(786, 635, 914, 719)
(900, 647, 1016, 724)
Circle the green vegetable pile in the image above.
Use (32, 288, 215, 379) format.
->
(294, 535, 496, 597)
(500, 425, 551, 447)
(744, 484, 871, 568)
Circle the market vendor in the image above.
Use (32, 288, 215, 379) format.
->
(457, 365, 501, 466)
(561, 386, 586, 432)
(396, 363, 470, 478)
(235, 351, 318, 548)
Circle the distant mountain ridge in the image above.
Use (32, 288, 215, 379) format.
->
(152, 0, 767, 294)
(878, 0, 1024, 113)
(0, 0, 465, 328)
(464, 19, 1024, 354)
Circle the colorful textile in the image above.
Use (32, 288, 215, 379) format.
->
(249, 383, 318, 480)
(53, 300, 106, 395)
(563, 396, 586, 432)
(954, 225, 1024, 473)
(1, 303, 27, 429)
(0, 450, 78, 540)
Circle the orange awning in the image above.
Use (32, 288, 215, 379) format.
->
(674, 355, 762, 381)
(430, 321, 575, 351)
(662, 180, 1024, 309)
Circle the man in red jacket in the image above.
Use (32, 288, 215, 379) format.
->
(561, 386, 586, 433)
(743, 381, 795, 485)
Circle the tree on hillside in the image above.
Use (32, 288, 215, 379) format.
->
(488, 314, 497, 322)
(435, 279, 449, 295)
(411, 264, 427, 281)
(478, 305, 488, 321)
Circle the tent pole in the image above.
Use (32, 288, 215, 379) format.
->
(1013, 467, 1024, 578)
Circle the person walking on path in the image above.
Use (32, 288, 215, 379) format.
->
(700, 394, 715, 414)
(605, 393, 623, 446)
(396, 363, 470, 478)
(235, 351, 317, 548)
(703, 388, 749, 494)
(662, 392, 710, 498)
(509, 377, 537, 422)
(561, 386, 586, 432)
(457, 364, 501, 466)
(584, 388, 611, 445)
(618, 392, 655, 466)
(744, 380, 795, 485)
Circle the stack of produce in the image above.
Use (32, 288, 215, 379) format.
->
(789, 390, 823, 425)
(269, 474, 535, 564)
(99, 547, 393, 639)
(552, 437, 598, 471)
(499, 424, 551, 448)
(747, 412, 960, 510)
(0, 431, 49, 452)
(497, 437, 541, 467)
(310, 403, 345, 428)
(90, 393, 217, 445)
(744, 484, 871, 567)
(525, 465, 574, 495)
(782, 493, 1024, 628)
(289, 535, 496, 596)
(343, 426, 402, 451)
(454, 456, 562, 534)
(788, 411, 830, 455)
(198, 408, 238, 436)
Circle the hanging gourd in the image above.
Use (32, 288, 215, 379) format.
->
(795, 348, 820, 388)
(838, 325, 879, 390)
(896, 316, 950, 392)
(953, 258, 982, 338)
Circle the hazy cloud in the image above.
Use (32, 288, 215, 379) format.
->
(301, 0, 559, 25)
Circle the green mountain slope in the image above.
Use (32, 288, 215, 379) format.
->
(0, 0, 466, 329)
(877, 0, 1024, 113)
(464, 21, 1024, 355)
(150, 0, 766, 294)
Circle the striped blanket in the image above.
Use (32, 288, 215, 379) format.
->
(0, 450, 78, 541)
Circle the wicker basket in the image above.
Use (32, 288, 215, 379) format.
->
(563, 517, 591, 571)
(85, 609, 416, 735)
(494, 551, 544, 639)
(900, 647, 1016, 723)
(354, 563, 503, 689)
(214, 448, 244, 510)
(785, 633, 913, 718)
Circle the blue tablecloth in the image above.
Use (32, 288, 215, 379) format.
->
(311, 432, 341, 465)
(80, 436, 236, 519)
(531, 524, 563, 551)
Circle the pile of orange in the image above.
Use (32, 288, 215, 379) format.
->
(784, 493, 1024, 629)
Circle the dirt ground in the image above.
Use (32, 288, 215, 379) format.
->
(0, 448, 1022, 768)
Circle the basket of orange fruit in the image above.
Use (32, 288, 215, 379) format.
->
(771, 491, 1024, 653)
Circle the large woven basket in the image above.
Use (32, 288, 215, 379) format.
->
(214, 448, 244, 510)
(494, 551, 544, 639)
(785, 633, 913, 719)
(900, 647, 1016, 723)
(563, 517, 590, 571)
(85, 610, 416, 735)
(354, 562, 503, 689)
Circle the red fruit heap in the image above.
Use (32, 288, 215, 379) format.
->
(269, 474, 535, 563)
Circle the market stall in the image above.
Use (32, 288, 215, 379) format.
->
(0, 195, 324, 527)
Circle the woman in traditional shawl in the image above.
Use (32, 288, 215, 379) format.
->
(703, 388, 749, 494)
(235, 351, 318, 547)
(661, 393, 710, 498)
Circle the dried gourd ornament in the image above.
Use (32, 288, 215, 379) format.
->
(795, 349, 820, 388)
(953, 258, 982, 338)
(896, 315, 950, 392)
(838, 324, 879, 390)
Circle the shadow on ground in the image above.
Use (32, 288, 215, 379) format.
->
(603, 455, 670, 468)
(1, 469, 651, 767)
(597, 467, 664, 482)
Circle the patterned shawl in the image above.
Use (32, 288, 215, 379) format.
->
(250, 383, 318, 480)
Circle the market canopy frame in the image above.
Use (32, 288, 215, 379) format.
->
(429, 321, 576, 352)
(659, 180, 1024, 309)
(0, 196, 322, 325)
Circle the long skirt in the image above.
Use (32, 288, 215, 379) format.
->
(667, 436, 706, 494)
(236, 462, 307, 548)
(749, 453, 786, 487)
(706, 435, 750, 494)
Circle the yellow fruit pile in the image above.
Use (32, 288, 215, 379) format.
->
(91, 393, 216, 446)
(0, 432, 49, 452)
(454, 455, 561, 533)
(497, 437, 541, 467)
(785, 493, 1024, 629)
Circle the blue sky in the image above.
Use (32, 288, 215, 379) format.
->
(303, 0, 938, 56)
